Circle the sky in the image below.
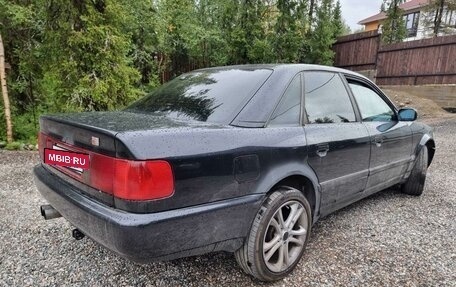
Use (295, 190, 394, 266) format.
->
(339, 0, 384, 31)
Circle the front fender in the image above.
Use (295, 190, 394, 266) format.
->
(417, 132, 434, 156)
(403, 130, 435, 181)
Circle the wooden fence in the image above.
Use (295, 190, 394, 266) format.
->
(333, 32, 456, 85)
(333, 30, 380, 71)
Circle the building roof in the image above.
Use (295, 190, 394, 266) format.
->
(358, 12, 387, 25)
(358, 0, 430, 25)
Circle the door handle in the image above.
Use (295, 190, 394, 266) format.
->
(374, 136, 384, 147)
(316, 144, 329, 158)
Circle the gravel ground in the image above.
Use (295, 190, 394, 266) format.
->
(0, 118, 455, 287)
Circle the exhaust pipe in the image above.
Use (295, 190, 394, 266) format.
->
(40, 204, 62, 220)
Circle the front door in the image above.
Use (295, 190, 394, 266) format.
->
(346, 78, 413, 193)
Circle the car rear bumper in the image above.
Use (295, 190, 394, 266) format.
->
(33, 164, 263, 262)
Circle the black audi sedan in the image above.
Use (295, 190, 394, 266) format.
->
(34, 64, 435, 281)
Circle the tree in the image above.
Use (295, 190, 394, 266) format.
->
(39, 0, 141, 111)
(307, 0, 337, 65)
(0, 0, 350, 143)
(309, 0, 316, 21)
(272, 0, 302, 62)
(332, 0, 350, 38)
(192, 0, 230, 66)
(121, 0, 160, 90)
(381, 0, 407, 44)
(0, 33, 13, 143)
(230, 0, 271, 64)
(424, 0, 456, 36)
(433, 0, 446, 35)
(0, 0, 43, 142)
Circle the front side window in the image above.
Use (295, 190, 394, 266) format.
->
(348, 81, 395, 122)
(269, 75, 302, 126)
(304, 72, 356, 124)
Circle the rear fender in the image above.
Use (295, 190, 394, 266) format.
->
(251, 161, 321, 224)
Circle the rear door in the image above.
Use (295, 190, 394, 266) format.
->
(303, 71, 371, 216)
(345, 77, 413, 193)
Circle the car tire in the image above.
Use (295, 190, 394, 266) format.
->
(401, 145, 428, 196)
(235, 187, 312, 281)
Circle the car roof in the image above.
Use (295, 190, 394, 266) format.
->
(195, 64, 369, 81)
(193, 64, 374, 127)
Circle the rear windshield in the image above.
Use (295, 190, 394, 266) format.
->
(126, 68, 272, 123)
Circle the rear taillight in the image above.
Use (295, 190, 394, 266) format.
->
(90, 154, 174, 201)
(39, 132, 174, 201)
(113, 160, 174, 200)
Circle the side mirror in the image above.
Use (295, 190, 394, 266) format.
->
(398, 108, 418, 121)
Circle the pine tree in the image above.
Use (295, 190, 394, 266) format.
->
(308, 0, 336, 65)
(273, 0, 302, 62)
(381, 0, 407, 44)
(122, 0, 160, 90)
(156, 0, 196, 78)
(39, 0, 141, 111)
(332, 0, 346, 38)
(230, 0, 270, 64)
(191, 0, 230, 66)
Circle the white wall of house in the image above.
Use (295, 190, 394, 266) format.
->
(405, 11, 432, 41)
(405, 7, 456, 41)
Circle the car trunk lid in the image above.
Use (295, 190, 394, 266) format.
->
(38, 111, 186, 207)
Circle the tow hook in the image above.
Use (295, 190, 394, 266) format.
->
(72, 228, 85, 240)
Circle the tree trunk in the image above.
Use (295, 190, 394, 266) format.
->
(309, 0, 315, 21)
(434, 0, 445, 36)
(0, 33, 13, 144)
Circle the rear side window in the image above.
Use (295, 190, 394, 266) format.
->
(348, 81, 395, 122)
(269, 75, 302, 126)
(304, 72, 356, 124)
(126, 68, 273, 124)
